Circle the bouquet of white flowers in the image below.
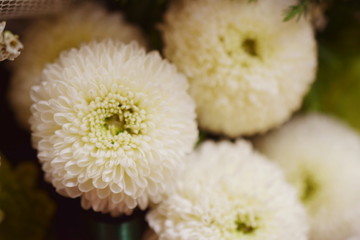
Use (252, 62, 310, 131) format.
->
(1, 0, 359, 239)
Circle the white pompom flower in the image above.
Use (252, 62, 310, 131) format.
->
(9, 2, 146, 129)
(30, 40, 198, 216)
(146, 140, 308, 240)
(255, 113, 360, 240)
(161, 0, 317, 137)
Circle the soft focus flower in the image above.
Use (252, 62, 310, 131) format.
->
(0, 154, 55, 240)
(30, 40, 198, 216)
(146, 140, 308, 240)
(161, 0, 317, 137)
(9, 2, 145, 129)
(0, 21, 23, 61)
(255, 113, 360, 240)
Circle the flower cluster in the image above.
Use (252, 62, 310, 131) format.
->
(2, 0, 359, 239)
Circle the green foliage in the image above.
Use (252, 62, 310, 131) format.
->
(249, 0, 333, 21)
(303, 48, 360, 132)
(283, 0, 333, 21)
(0, 155, 55, 240)
(284, 0, 310, 21)
(303, 1, 360, 132)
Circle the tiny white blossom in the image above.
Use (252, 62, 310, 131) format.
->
(0, 21, 23, 61)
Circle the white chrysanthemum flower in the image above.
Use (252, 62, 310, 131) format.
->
(0, 21, 23, 61)
(146, 140, 308, 240)
(9, 2, 145, 129)
(255, 113, 360, 240)
(30, 40, 198, 216)
(161, 0, 317, 137)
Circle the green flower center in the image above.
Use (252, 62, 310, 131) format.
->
(104, 115, 126, 136)
(300, 172, 318, 203)
(219, 24, 263, 64)
(234, 212, 259, 235)
(242, 38, 258, 58)
(83, 91, 147, 150)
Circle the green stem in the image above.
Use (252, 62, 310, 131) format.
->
(87, 211, 147, 240)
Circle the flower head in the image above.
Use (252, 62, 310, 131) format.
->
(30, 40, 198, 216)
(147, 140, 308, 240)
(255, 113, 360, 240)
(161, 0, 317, 137)
(9, 2, 145, 129)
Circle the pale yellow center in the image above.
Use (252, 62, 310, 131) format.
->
(83, 92, 147, 150)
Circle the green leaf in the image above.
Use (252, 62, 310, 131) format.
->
(283, 0, 309, 22)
